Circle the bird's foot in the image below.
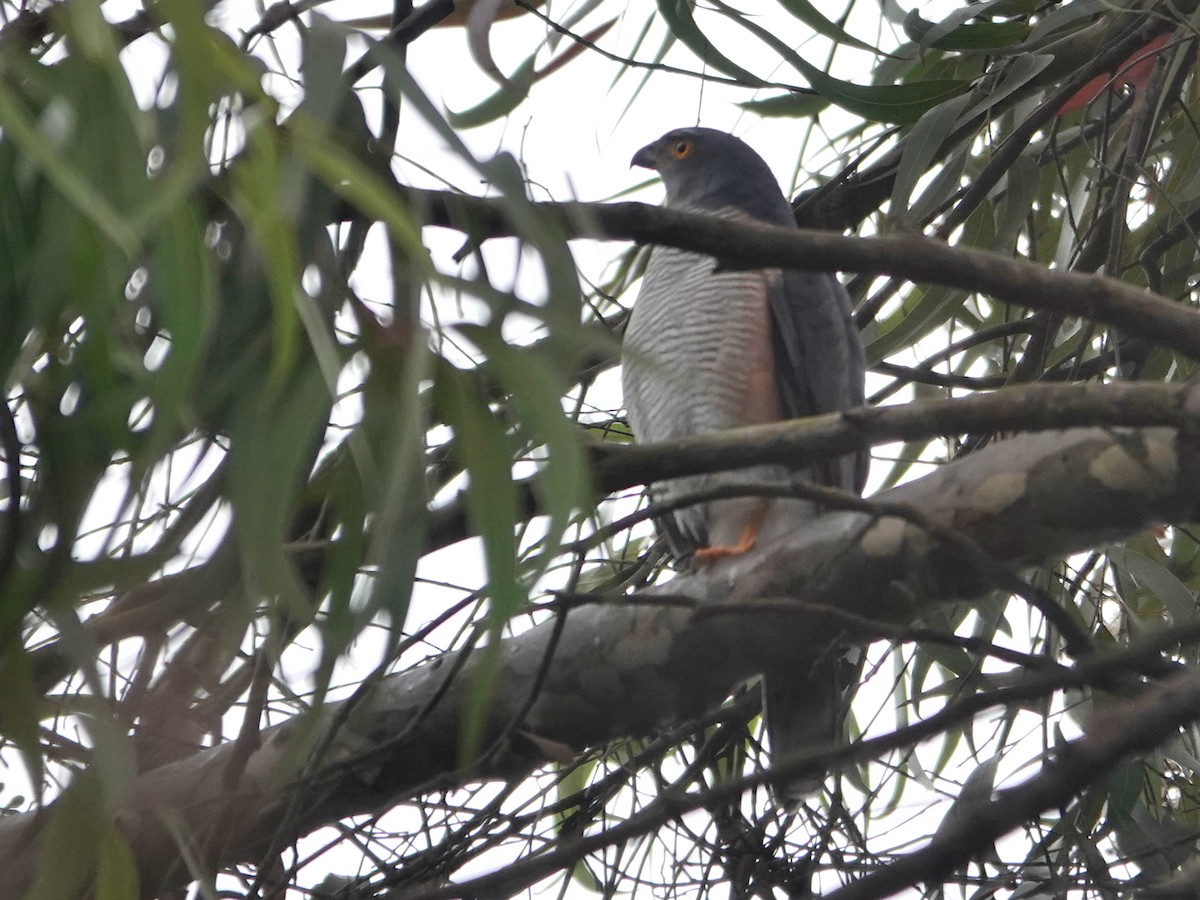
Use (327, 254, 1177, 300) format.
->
(693, 521, 759, 565)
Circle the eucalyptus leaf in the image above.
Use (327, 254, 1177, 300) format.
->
(446, 55, 537, 130)
(720, 3, 970, 123)
(738, 92, 831, 119)
(1114, 547, 1198, 624)
(655, 0, 767, 87)
(776, 0, 879, 52)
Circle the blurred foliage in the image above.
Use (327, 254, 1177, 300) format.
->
(1, 0, 1200, 897)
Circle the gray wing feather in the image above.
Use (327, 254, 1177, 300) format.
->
(762, 268, 867, 801)
(768, 269, 868, 493)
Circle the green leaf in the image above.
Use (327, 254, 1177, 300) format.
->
(287, 113, 426, 261)
(918, 640, 977, 681)
(0, 643, 43, 785)
(655, 0, 766, 87)
(890, 93, 973, 224)
(867, 283, 966, 362)
(0, 73, 138, 255)
(931, 724, 965, 781)
(231, 126, 302, 395)
(469, 328, 591, 568)
(556, 756, 599, 830)
(904, 7, 1030, 52)
(737, 92, 831, 119)
(298, 15, 350, 127)
(776, 0, 880, 52)
(228, 360, 333, 623)
(717, 4, 970, 123)
(1018, 0, 1111, 53)
(931, 756, 999, 844)
(314, 449, 369, 684)
(142, 203, 217, 461)
(95, 828, 139, 900)
(446, 56, 537, 129)
(905, 146, 970, 228)
(434, 360, 523, 764)
(24, 772, 105, 900)
(960, 53, 1054, 122)
(938, 21, 1031, 51)
(1110, 795, 1198, 877)
(569, 862, 602, 893)
(130, 0, 240, 234)
(357, 323, 432, 640)
(553, 755, 603, 893)
(994, 154, 1040, 248)
(1114, 547, 1197, 625)
(436, 362, 520, 621)
(986, 0, 1039, 14)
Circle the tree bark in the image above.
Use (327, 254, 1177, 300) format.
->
(3, 420, 1200, 897)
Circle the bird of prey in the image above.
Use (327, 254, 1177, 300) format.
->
(621, 126, 868, 801)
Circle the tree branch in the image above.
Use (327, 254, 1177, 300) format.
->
(3, 422, 1200, 896)
(405, 625, 1200, 900)
(591, 380, 1200, 491)
(424, 381, 1200, 556)
(826, 669, 1200, 900)
(27, 381, 1200, 698)
(401, 187, 1200, 359)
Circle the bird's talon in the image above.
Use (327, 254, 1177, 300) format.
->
(693, 524, 760, 565)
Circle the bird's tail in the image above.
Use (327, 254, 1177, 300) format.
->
(763, 649, 858, 807)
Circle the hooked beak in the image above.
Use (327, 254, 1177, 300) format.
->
(631, 141, 659, 170)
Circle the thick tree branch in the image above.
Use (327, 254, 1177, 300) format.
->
(25, 382, 1200, 718)
(3, 421, 1200, 896)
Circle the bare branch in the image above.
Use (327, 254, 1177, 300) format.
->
(592, 380, 1200, 492)
(401, 186, 1200, 359)
(826, 669, 1200, 900)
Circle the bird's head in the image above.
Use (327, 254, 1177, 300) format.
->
(631, 127, 794, 226)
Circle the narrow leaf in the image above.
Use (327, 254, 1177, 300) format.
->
(738, 92, 831, 119)
(776, 0, 880, 52)
(890, 93, 973, 225)
(655, 0, 766, 86)
(447, 55, 536, 129)
(722, 6, 970, 123)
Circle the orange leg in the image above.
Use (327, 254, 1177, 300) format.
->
(693, 504, 767, 565)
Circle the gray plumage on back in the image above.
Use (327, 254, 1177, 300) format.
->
(621, 127, 867, 802)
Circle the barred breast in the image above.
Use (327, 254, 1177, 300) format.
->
(623, 246, 781, 440)
(622, 243, 789, 556)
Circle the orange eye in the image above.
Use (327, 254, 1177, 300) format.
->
(669, 140, 693, 160)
